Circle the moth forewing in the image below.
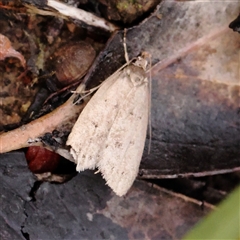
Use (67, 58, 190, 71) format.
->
(97, 63, 149, 196)
(67, 57, 149, 196)
(67, 70, 123, 170)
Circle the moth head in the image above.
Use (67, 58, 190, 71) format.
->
(133, 52, 151, 71)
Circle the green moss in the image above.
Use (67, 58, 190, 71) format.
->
(117, 0, 143, 11)
(117, 1, 132, 10)
(136, 3, 143, 9)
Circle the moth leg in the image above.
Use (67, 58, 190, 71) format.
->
(71, 83, 103, 104)
(123, 29, 130, 64)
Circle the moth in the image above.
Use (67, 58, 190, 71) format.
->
(67, 38, 150, 196)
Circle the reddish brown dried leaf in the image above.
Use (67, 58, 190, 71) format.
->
(0, 33, 26, 68)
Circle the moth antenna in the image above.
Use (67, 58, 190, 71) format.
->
(123, 29, 130, 64)
(141, 51, 152, 153)
(147, 54, 152, 154)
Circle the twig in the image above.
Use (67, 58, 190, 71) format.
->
(47, 0, 119, 32)
(0, 95, 86, 158)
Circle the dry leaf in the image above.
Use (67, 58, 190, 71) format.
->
(0, 33, 26, 68)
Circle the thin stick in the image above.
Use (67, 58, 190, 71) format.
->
(0, 95, 86, 156)
(47, 0, 118, 32)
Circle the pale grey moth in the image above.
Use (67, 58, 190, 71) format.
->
(67, 51, 149, 196)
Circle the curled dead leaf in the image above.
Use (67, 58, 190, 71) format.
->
(0, 33, 26, 68)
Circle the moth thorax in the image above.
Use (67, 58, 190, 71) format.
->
(127, 67, 147, 87)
